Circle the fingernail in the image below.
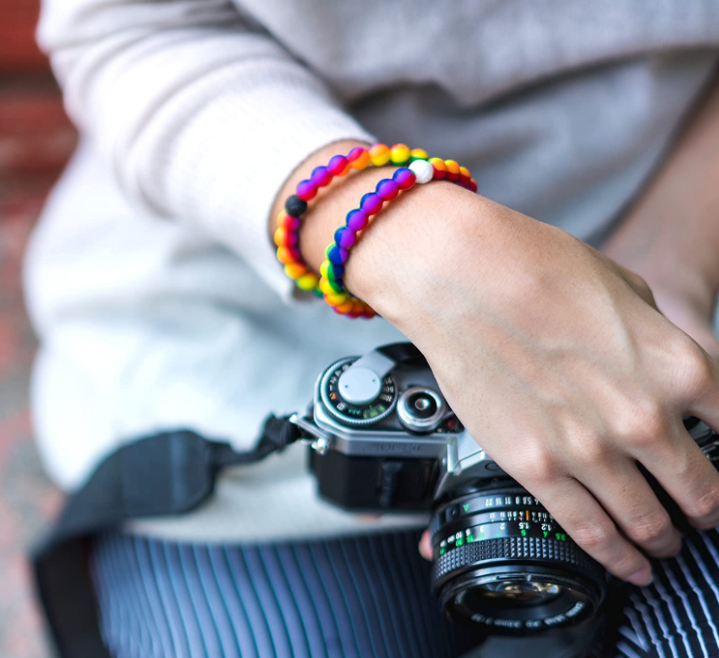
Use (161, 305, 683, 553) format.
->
(628, 566, 653, 586)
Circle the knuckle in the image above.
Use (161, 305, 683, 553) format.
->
(614, 398, 668, 449)
(689, 486, 719, 520)
(674, 338, 714, 397)
(570, 521, 615, 551)
(510, 446, 558, 484)
(628, 513, 672, 545)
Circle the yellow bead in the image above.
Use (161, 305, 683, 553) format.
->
(336, 300, 354, 313)
(390, 143, 411, 164)
(369, 143, 391, 167)
(445, 159, 460, 174)
(410, 148, 428, 161)
(324, 292, 349, 307)
(296, 273, 320, 291)
(319, 276, 335, 295)
(319, 260, 330, 279)
(284, 263, 306, 279)
(273, 227, 286, 247)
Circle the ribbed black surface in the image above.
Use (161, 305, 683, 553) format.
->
(431, 536, 603, 585)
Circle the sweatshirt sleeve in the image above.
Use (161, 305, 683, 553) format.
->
(37, 0, 374, 298)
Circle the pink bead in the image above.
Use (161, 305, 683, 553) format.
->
(376, 179, 399, 201)
(296, 179, 317, 201)
(328, 155, 349, 177)
(347, 209, 368, 231)
(360, 193, 383, 215)
(311, 166, 333, 188)
(338, 230, 356, 248)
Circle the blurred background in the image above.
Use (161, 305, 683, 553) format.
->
(0, 1, 76, 656)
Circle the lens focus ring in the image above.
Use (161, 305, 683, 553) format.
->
(431, 536, 603, 587)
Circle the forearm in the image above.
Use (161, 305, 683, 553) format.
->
(604, 73, 719, 307)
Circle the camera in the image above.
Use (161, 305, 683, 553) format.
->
(291, 342, 719, 636)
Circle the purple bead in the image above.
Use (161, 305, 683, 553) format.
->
(346, 209, 368, 232)
(311, 165, 332, 188)
(328, 155, 349, 177)
(335, 227, 357, 248)
(296, 179, 317, 201)
(376, 178, 399, 201)
(360, 192, 383, 215)
(393, 167, 416, 190)
(328, 244, 348, 265)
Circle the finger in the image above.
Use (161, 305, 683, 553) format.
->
(418, 530, 432, 561)
(532, 477, 653, 585)
(579, 458, 682, 558)
(635, 422, 719, 531)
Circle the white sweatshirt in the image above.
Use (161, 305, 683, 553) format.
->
(26, 0, 719, 541)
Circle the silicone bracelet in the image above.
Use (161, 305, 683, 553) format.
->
(318, 158, 477, 318)
(274, 143, 477, 309)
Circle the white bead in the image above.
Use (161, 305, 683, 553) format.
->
(409, 159, 434, 184)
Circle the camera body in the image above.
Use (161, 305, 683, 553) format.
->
(293, 342, 719, 635)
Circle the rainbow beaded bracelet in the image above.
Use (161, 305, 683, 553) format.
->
(274, 143, 477, 318)
(319, 158, 478, 318)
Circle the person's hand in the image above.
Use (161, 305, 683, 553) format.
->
(343, 188, 719, 586)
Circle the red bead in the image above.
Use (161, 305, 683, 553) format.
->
(360, 193, 383, 215)
(393, 168, 416, 190)
(296, 179, 317, 201)
(328, 155, 349, 177)
(468, 179, 478, 193)
(376, 179, 399, 201)
(280, 214, 301, 231)
(311, 166, 333, 188)
(458, 174, 471, 188)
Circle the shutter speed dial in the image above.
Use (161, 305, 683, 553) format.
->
(320, 357, 397, 426)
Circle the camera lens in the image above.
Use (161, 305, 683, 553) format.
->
(430, 487, 605, 635)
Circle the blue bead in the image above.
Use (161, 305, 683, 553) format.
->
(334, 227, 346, 244)
(327, 263, 344, 280)
(328, 245, 348, 265)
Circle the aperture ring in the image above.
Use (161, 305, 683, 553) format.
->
(431, 536, 604, 587)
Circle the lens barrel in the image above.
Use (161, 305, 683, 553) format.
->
(430, 487, 606, 635)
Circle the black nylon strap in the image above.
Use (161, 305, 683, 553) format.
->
(31, 415, 301, 658)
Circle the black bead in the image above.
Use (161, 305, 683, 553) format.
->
(285, 195, 308, 217)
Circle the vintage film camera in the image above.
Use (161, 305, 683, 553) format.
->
(292, 343, 719, 636)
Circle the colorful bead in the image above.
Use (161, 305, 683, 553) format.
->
(369, 143, 391, 167)
(346, 209, 369, 231)
(274, 227, 298, 248)
(390, 143, 411, 165)
(284, 263, 307, 279)
(335, 227, 357, 248)
(408, 159, 434, 184)
(327, 244, 348, 265)
(279, 213, 301, 231)
(410, 148, 429, 161)
(376, 178, 399, 201)
(324, 292, 349, 307)
(360, 192, 383, 215)
(347, 147, 370, 169)
(393, 167, 416, 190)
(311, 165, 333, 188)
(276, 246, 300, 265)
(445, 160, 461, 182)
(296, 180, 317, 201)
(430, 158, 447, 180)
(296, 273, 320, 291)
(328, 155, 350, 177)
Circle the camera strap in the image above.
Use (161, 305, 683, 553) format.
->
(30, 414, 302, 658)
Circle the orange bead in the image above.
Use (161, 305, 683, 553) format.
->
(430, 157, 447, 179)
(369, 143, 391, 167)
(273, 227, 287, 247)
(350, 149, 371, 170)
(445, 159, 461, 182)
(324, 292, 349, 307)
(276, 247, 299, 265)
(335, 300, 354, 314)
(284, 263, 306, 279)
